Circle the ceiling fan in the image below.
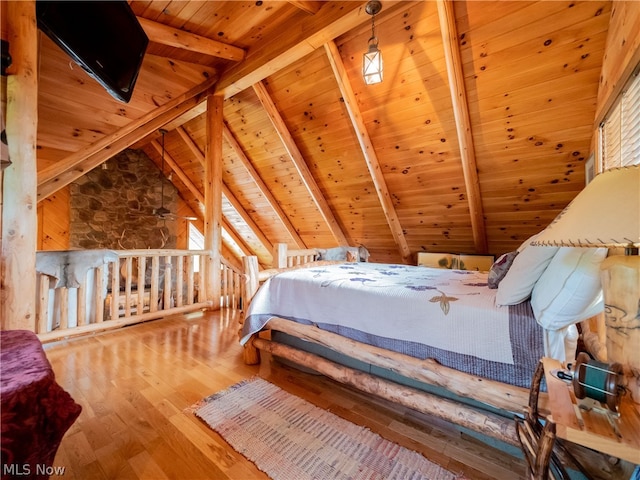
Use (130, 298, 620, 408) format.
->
(150, 129, 197, 222)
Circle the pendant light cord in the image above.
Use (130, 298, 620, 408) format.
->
(160, 129, 166, 209)
(370, 10, 376, 43)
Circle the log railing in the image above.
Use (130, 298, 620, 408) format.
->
(220, 256, 243, 310)
(35, 249, 245, 343)
(273, 243, 319, 268)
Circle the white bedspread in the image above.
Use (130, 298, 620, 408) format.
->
(242, 263, 515, 365)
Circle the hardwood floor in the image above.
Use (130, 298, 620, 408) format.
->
(45, 309, 527, 479)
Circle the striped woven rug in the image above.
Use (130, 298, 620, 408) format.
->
(195, 377, 466, 480)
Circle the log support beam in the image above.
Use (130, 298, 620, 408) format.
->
(2, 1, 38, 330)
(204, 94, 224, 308)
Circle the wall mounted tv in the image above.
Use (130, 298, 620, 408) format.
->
(36, 1, 148, 103)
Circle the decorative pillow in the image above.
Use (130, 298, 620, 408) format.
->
(316, 246, 361, 262)
(495, 235, 558, 306)
(487, 251, 518, 289)
(531, 247, 607, 330)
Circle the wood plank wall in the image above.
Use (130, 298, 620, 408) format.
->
(37, 187, 70, 250)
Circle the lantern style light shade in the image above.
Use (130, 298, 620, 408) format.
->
(533, 164, 640, 404)
(363, 0, 383, 85)
(363, 42, 383, 85)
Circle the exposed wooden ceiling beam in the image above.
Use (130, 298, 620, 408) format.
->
(176, 127, 274, 254)
(324, 41, 412, 264)
(136, 17, 246, 62)
(37, 76, 218, 203)
(131, 103, 209, 150)
(176, 126, 205, 166)
(216, 2, 365, 98)
(437, 0, 488, 254)
(222, 123, 307, 250)
(287, 1, 324, 15)
(252, 81, 349, 246)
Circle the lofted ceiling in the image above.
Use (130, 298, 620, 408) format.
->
(11, 0, 615, 265)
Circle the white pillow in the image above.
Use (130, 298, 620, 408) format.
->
(531, 247, 607, 330)
(496, 236, 558, 306)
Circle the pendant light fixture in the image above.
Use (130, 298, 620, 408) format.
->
(152, 128, 196, 221)
(155, 128, 172, 219)
(363, 0, 383, 85)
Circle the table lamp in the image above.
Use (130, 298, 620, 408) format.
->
(533, 164, 640, 404)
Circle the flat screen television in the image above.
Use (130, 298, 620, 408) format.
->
(36, 1, 148, 103)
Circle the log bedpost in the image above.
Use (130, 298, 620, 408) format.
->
(241, 255, 260, 365)
(274, 243, 288, 269)
(242, 255, 260, 306)
(601, 255, 640, 404)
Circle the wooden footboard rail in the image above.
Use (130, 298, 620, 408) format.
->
(253, 334, 517, 440)
(257, 317, 536, 414)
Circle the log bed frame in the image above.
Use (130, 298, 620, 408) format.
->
(240, 244, 624, 478)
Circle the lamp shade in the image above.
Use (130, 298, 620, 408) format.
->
(363, 45, 383, 85)
(533, 165, 640, 248)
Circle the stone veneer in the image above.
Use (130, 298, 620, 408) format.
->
(70, 149, 177, 250)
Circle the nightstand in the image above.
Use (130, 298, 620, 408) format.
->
(516, 357, 640, 479)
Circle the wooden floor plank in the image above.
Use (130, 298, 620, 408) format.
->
(46, 310, 528, 480)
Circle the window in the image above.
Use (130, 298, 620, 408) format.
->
(188, 223, 204, 250)
(188, 223, 204, 272)
(600, 66, 640, 170)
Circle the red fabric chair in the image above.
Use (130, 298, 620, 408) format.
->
(1, 330, 81, 479)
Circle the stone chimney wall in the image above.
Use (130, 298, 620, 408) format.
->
(69, 149, 177, 250)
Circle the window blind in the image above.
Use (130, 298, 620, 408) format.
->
(601, 68, 640, 169)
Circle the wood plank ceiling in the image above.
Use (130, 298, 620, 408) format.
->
(20, 0, 611, 265)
